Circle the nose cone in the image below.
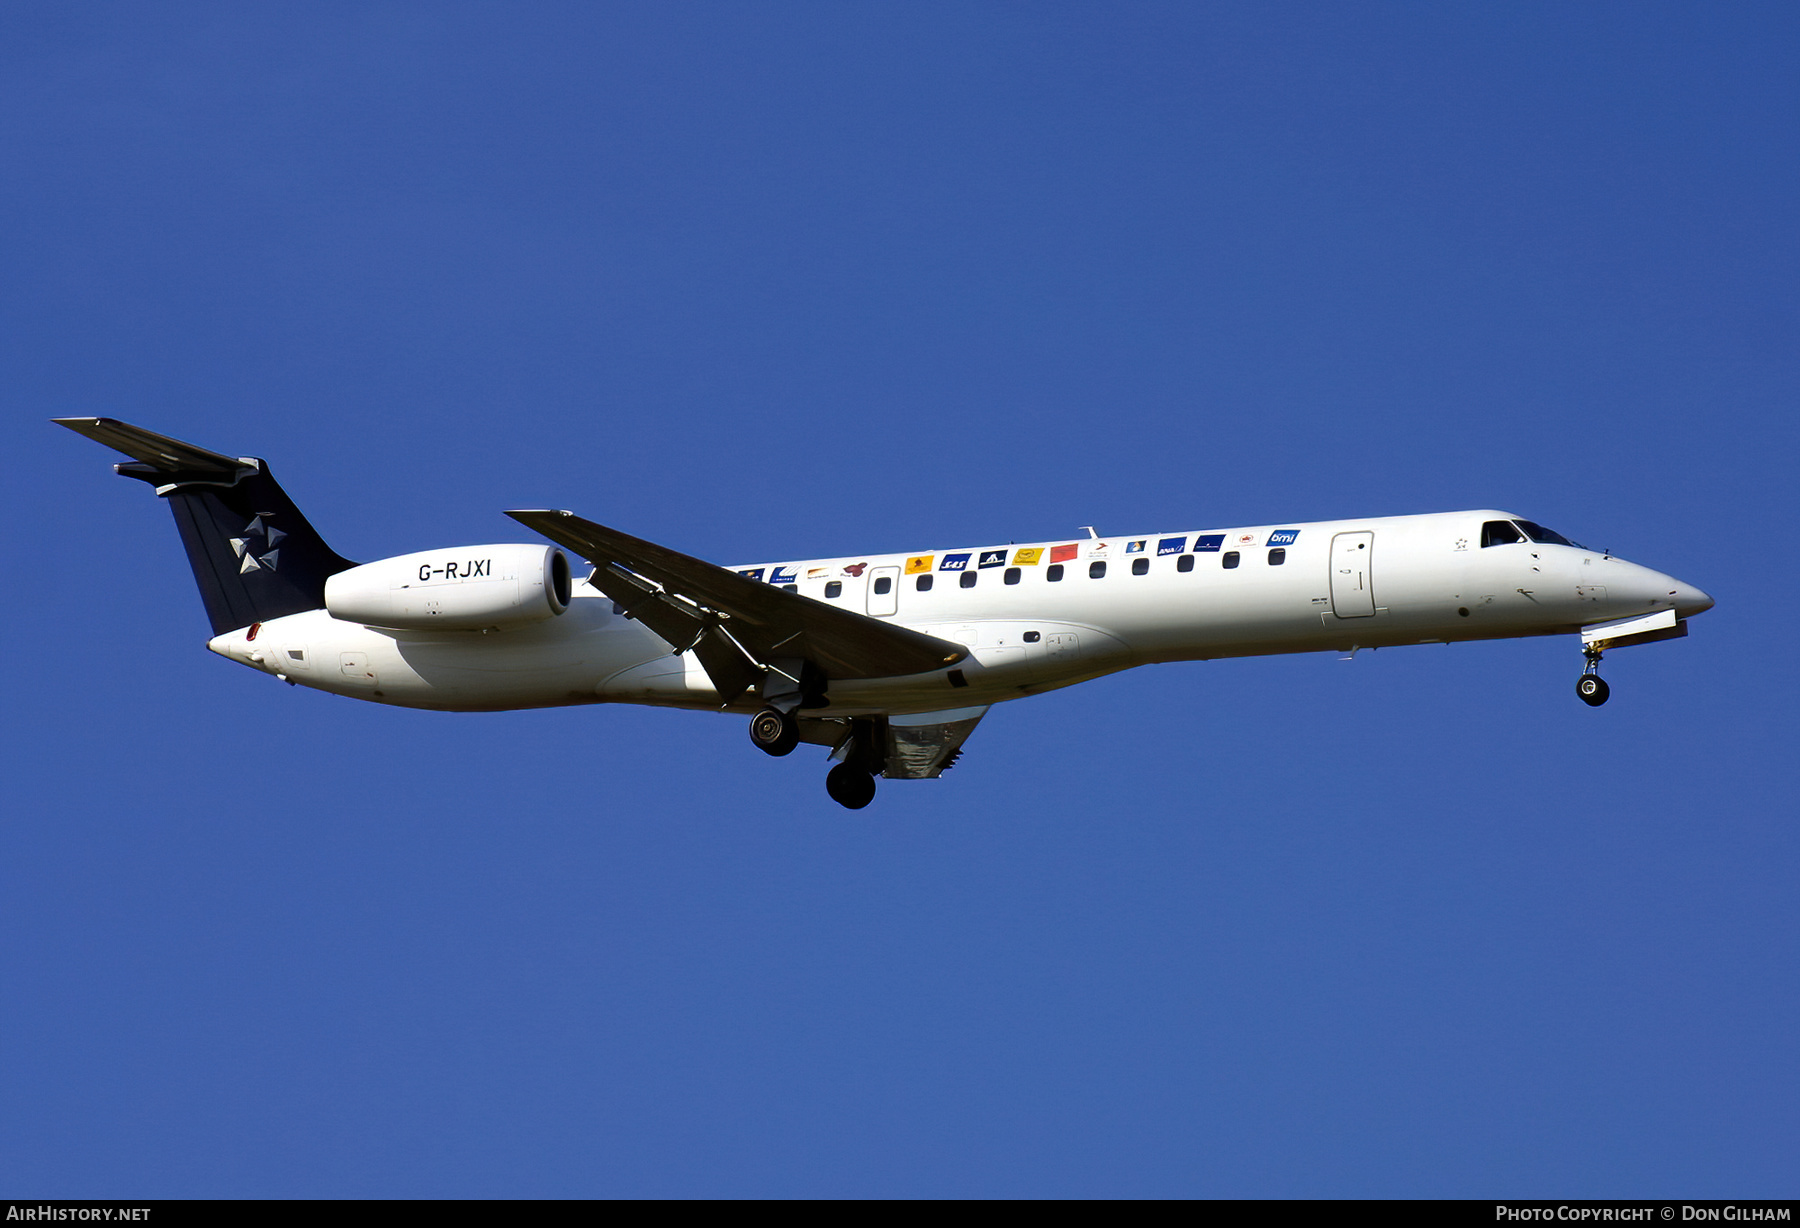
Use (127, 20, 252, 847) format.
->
(1670, 579, 1714, 618)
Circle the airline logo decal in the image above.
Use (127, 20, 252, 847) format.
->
(230, 516, 286, 575)
(1012, 547, 1043, 566)
(843, 562, 868, 577)
(1235, 533, 1257, 547)
(1267, 529, 1300, 546)
(1192, 534, 1224, 552)
(770, 566, 798, 584)
(737, 567, 766, 581)
(807, 567, 829, 579)
(1125, 540, 1146, 554)
(1085, 541, 1110, 558)
(1157, 537, 1185, 555)
(978, 549, 1007, 569)
(1049, 543, 1078, 564)
(905, 555, 934, 574)
(939, 553, 971, 572)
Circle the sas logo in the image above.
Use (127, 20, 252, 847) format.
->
(1012, 547, 1043, 566)
(1192, 534, 1224, 552)
(904, 555, 934, 574)
(769, 566, 798, 585)
(939, 553, 972, 572)
(1267, 529, 1300, 547)
(977, 549, 1007, 569)
(737, 568, 766, 581)
(1157, 537, 1186, 556)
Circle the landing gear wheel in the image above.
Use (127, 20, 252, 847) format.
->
(825, 763, 877, 810)
(749, 707, 799, 756)
(1576, 674, 1610, 707)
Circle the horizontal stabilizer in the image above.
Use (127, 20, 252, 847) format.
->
(54, 417, 247, 479)
(506, 509, 967, 688)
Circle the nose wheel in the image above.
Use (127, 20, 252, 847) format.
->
(1576, 645, 1610, 707)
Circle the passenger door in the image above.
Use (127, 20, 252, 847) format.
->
(866, 566, 900, 617)
(1330, 532, 1375, 618)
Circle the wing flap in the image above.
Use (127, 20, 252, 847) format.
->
(506, 509, 966, 687)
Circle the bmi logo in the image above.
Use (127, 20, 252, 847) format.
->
(229, 515, 285, 574)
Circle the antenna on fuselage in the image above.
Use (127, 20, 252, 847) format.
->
(1080, 526, 1098, 539)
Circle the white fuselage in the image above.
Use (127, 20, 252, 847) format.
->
(206, 509, 1711, 717)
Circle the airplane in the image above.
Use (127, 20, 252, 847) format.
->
(57, 417, 1715, 809)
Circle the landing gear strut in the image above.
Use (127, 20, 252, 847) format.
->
(748, 706, 799, 756)
(1576, 644, 1610, 707)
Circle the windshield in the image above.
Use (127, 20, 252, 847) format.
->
(1514, 520, 1580, 548)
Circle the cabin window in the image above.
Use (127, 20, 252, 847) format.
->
(960, 571, 977, 589)
(1481, 520, 1526, 548)
(1047, 564, 1064, 582)
(824, 580, 842, 598)
(873, 576, 892, 595)
(1004, 567, 1021, 585)
(1268, 548, 1286, 566)
(1222, 551, 1240, 569)
(1089, 561, 1107, 579)
(1131, 557, 1149, 575)
(1023, 631, 1041, 643)
(915, 574, 933, 592)
(1177, 554, 1195, 573)
(782, 584, 797, 592)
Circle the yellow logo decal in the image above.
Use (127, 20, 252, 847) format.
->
(1012, 547, 1043, 566)
(904, 555, 934, 574)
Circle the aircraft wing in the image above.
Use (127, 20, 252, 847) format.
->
(505, 509, 967, 702)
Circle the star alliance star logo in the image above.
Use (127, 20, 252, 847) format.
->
(229, 515, 286, 574)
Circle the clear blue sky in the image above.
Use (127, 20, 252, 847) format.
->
(3, 2, 1795, 1198)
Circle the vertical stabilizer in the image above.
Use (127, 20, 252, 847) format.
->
(56, 418, 355, 635)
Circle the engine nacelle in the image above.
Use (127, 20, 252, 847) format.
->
(325, 544, 573, 631)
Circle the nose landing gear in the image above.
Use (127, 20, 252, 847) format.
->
(1576, 645, 1610, 707)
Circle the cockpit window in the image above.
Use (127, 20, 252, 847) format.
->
(1514, 520, 1577, 547)
(1481, 520, 1525, 547)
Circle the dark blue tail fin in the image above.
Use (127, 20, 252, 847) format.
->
(57, 418, 356, 636)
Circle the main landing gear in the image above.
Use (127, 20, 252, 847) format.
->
(749, 706, 883, 809)
(1576, 644, 1610, 707)
(748, 706, 799, 756)
(825, 762, 877, 810)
